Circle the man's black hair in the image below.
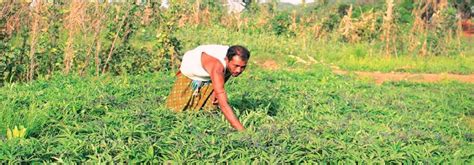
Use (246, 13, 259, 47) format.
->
(227, 45, 250, 61)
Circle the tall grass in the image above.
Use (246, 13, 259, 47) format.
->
(27, 0, 42, 81)
(63, 0, 87, 75)
(381, 0, 395, 57)
(0, 1, 472, 84)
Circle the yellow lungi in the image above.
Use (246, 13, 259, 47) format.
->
(166, 72, 216, 112)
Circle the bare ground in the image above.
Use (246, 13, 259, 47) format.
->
(332, 66, 474, 84)
(256, 59, 474, 84)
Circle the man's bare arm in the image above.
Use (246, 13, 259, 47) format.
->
(211, 75, 231, 105)
(202, 53, 244, 131)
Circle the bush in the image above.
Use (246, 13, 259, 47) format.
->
(269, 11, 295, 36)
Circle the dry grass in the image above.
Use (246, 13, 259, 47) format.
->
(429, 0, 448, 54)
(4, 3, 29, 39)
(176, 0, 212, 27)
(78, 2, 108, 76)
(94, 4, 108, 76)
(102, 5, 132, 74)
(290, 10, 297, 32)
(27, 1, 46, 81)
(430, 0, 448, 25)
(192, 0, 201, 25)
(408, 0, 462, 56)
(141, 5, 153, 25)
(220, 12, 248, 31)
(256, 5, 272, 29)
(381, 0, 396, 57)
(63, 0, 87, 75)
(338, 5, 355, 42)
(0, 3, 12, 36)
(408, 1, 427, 56)
(338, 5, 378, 43)
(0, 3, 9, 19)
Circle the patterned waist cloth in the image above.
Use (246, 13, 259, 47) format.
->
(191, 79, 211, 96)
(165, 72, 216, 112)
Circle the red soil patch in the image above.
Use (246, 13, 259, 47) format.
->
(259, 60, 279, 70)
(256, 58, 474, 84)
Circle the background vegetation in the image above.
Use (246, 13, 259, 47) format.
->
(1, 0, 473, 85)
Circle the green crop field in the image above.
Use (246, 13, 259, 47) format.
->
(1, 66, 473, 163)
(1, 0, 474, 163)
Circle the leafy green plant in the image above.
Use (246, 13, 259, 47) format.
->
(0, 68, 473, 163)
(269, 11, 295, 36)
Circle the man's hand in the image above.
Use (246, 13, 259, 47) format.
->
(214, 93, 244, 132)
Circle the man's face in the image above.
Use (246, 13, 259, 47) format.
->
(226, 56, 248, 77)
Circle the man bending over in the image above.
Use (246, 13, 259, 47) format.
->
(166, 45, 250, 131)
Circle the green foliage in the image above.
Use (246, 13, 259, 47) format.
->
(35, 5, 64, 77)
(0, 1, 472, 81)
(0, 68, 473, 162)
(269, 11, 295, 36)
(0, 4, 29, 85)
(337, 3, 351, 16)
(396, 0, 415, 25)
(421, 3, 461, 56)
(108, 46, 151, 74)
(0, 30, 30, 84)
(322, 13, 342, 32)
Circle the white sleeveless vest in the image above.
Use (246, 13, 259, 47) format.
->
(180, 45, 229, 81)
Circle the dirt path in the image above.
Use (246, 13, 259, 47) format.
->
(331, 66, 474, 84)
(256, 59, 474, 84)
